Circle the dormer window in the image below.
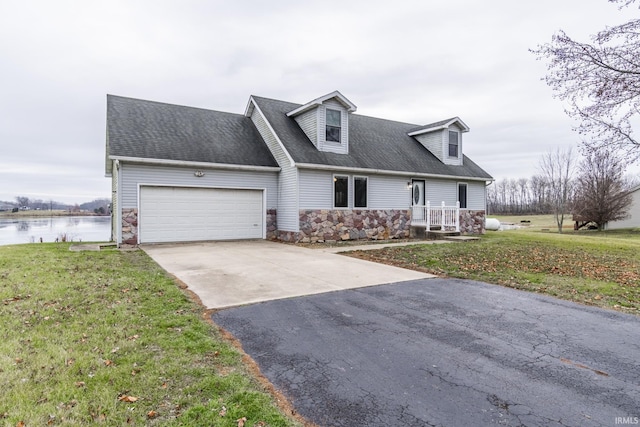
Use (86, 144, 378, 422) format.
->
(326, 109, 341, 143)
(448, 130, 459, 157)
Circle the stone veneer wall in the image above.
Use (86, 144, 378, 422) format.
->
(118, 207, 482, 245)
(460, 210, 486, 234)
(279, 209, 411, 243)
(266, 209, 277, 240)
(121, 208, 138, 245)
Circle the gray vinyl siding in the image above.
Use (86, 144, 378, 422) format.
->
(299, 169, 332, 208)
(293, 108, 317, 147)
(368, 175, 411, 209)
(120, 164, 278, 209)
(426, 179, 457, 206)
(111, 160, 119, 242)
(444, 124, 464, 166)
(415, 130, 444, 162)
(298, 170, 410, 210)
(250, 106, 299, 231)
(467, 181, 486, 210)
(425, 179, 485, 210)
(319, 100, 349, 155)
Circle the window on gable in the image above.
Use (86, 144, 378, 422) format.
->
(334, 175, 348, 208)
(326, 109, 341, 143)
(458, 183, 468, 209)
(448, 130, 459, 157)
(354, 176, 368, 208)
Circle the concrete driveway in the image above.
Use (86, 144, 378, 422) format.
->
(213, 278, 640, 427)
(142, 240, 433, 308)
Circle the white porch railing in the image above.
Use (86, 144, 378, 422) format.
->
(411, 201, 460, 232)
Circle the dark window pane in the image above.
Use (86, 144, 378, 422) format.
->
(354, 177, 367, 208)
(458, 183, 467, 208)
(334, 176, 348, 208)
(449, 130, 459, 157)
(326, 109, 341, 143)
(326, 125, 341, 142)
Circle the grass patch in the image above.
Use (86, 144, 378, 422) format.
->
(0, 244, 299, 426)
(346, 226, 640, 314)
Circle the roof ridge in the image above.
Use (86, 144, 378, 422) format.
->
(107, 94, 245, 117)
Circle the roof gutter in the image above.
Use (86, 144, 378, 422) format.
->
(109, 156, 281, 172)
(295, 162, 493, 182)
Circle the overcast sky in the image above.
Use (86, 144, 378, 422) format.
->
(1, 0, 637, 205)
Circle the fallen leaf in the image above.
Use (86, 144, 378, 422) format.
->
(75, 381, 86, 388)
(147, 410, 157, 419)
(236, 416, 247, 427)
(219, 406, 227, 416)
(16, 421, 25, 427)
(161, 382, 167, 389)
(104, 359, 113, 366)
(118, 395, 138, 403)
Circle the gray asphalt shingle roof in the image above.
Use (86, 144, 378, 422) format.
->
(106, 94, 492, 180)
(252, 96, 493, 180)
(106, 95, 278, 171)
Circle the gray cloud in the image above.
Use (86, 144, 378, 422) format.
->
(0, 0, 637, 204)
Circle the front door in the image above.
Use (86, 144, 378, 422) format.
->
(412, 180, 425, 220)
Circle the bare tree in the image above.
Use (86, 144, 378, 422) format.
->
(539, 147, 577, 232)
(572, 149, 633, 229)
(15, 196, 29, 208)
(532, 0, 640, 162)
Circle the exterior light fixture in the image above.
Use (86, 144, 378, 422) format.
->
(194, 170, 205, 177)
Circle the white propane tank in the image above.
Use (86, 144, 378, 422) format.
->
(485, 218, 501, 231)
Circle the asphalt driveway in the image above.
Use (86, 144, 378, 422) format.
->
(142, 240, 433, 308)
(213, 278, 640, 427)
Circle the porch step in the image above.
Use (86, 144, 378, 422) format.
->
(426, 230, 461, 240)
(443, 235, 479, 242)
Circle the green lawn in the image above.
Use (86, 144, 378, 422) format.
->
(347, 225, 640, 314)
(0, 244, 300, 426)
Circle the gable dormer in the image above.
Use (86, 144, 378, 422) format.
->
(286, 91, 357, 155)
(407, 117, 469, 166)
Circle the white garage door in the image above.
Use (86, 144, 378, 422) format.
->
(139, 186, 264, 243)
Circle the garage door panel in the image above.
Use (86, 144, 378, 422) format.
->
(139, 187, 264, 243)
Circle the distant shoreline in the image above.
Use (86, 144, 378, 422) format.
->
(0, 210, 110, 219)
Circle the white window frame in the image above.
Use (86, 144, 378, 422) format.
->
(353, 175, 368, 209)
(326, 108, 342, 143)
(333, 174, 349, 209)
(457, 182, 468, 209)
(448, 130, 460, 158)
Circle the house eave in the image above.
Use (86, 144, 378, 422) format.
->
(407, 117, 470, 136)
(295, 162, 493, 182)
(108, 156, 282, 172)
(286, 90, 357, 117)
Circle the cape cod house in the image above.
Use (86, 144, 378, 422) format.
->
(105, 91, 493, 245)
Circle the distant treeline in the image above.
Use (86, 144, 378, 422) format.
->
(0, 197, 110, 214)
(487, 176, 557, 215)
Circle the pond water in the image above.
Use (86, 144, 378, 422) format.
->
(0, 216, 111, 246)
